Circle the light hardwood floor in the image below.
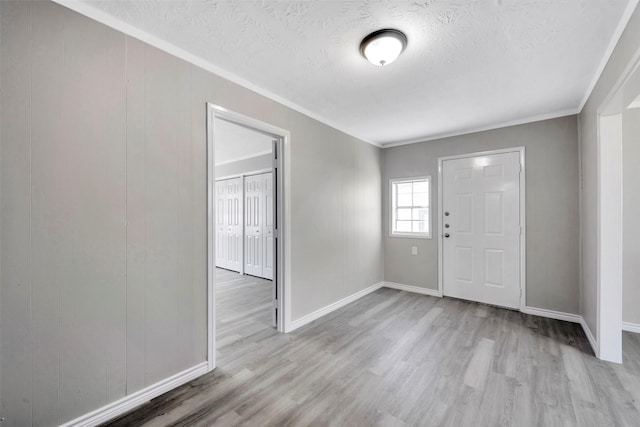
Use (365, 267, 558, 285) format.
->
(104, 273, 640, 426)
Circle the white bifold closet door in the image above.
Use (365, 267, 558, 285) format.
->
(244, 172, 274, 280)
(262, 173, 274, 280)
(215, 177, 243, 272)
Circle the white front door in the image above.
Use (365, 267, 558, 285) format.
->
(442, 151, 522, 309)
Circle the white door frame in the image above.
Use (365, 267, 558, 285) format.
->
(437, 146, 526, 309)
(596, 112, 623, 363)
(206, 103, 291, 371)
(593, 47, 640, 363)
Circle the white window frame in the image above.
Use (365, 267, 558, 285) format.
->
(389, 176, 432, 239)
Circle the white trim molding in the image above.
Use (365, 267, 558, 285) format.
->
(588, 23, 640, 364)
(286, 282, 384, 332)
(581, 318, 599, 357)
(208, 103, 291, 337)
(381, 109, 578, 148)
(60, 362, 208, 427)
(51, 0, 379, 148)
(383, 281, 442, 297)
(388, 176, 433, 239)
(519, 308, 599, 357)
(215, 168, 273, 183)
(521, 306, 581, 323)
(215, 150, 273, 167)
(578, 0, 640, 111)
(623, 322, 640, 334)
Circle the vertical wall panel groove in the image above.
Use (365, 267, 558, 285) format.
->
(31, 1, 63, 424)
(0, 1, 383, 425)
(144, 47, 179, 386)
(125, 36, 147, 395)
(1, 1, 33, 424)
(103, 27, 127, 404)
(177, 60, 194, 369)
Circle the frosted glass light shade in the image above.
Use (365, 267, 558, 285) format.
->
(360, 29, 407, 66)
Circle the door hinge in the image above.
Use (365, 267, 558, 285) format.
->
(274, 299, 279, 307)
(273, 158, 279, 169)
(274, 229, 280, 239)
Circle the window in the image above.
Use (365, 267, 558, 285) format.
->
(390, 176, 431, 238)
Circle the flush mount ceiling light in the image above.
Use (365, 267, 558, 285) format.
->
(360, 29, 408, 66)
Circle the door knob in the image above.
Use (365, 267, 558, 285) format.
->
(444, 212, 450, 216)
(444, 233, 450, 238)
(445, 224, 450, 228)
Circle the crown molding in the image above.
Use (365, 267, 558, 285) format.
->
(380, 108, 579, 148)
(51, 0, 381, 149)
(578, 0, 640, 111)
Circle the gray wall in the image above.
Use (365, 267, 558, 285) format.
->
(579, 4, 640, 337)
(215, 153, 272, 179)
(383, 116, 580, 314)
(292, 134, 382, 318)
(623, 106, 640, 325)
(0, 1, 382, 425)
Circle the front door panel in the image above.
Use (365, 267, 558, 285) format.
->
(442, 151, 521, 309)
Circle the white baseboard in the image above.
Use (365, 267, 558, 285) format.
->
(60, 362, 209, 427)
(521, 307, 599, 357)
(287, 282, 384, 332)
(623, 321, 640, 334)
(382, 281, 442, 297)
(580, 317, 599, 356)
(521, 306, 581, 323)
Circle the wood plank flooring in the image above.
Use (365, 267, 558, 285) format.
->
(104, 274, 640, 426)
(215, 268, 273, 331)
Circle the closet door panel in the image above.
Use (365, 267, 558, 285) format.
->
(215, 177, 242, 273)
(263, 173, 274, 280)
(245, 175, 263, 277)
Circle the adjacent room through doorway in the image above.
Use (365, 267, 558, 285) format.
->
(213, 115, 280, 334)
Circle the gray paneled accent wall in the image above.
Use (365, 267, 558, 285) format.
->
(578, 4, 640, 338)
(382, 116, 580, 314)
(0, 1, 382, 425)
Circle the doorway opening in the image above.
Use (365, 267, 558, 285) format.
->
(597, 53, 640, 364)
(206, 104, 289, 371)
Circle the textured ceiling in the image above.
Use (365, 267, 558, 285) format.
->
(80, 0, 633, 146)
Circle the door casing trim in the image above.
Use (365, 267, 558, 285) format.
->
(206, 103, 291, 372)
(437, 146, 526, 310)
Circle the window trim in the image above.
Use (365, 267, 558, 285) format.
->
(389, 176, 432, 239)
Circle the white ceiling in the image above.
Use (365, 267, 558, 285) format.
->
(214, 119, 273, 166)
(75, 0, 634, 146)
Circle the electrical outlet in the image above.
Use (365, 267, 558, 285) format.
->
(411, 246, 418, 255)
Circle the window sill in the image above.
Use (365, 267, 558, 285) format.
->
(390, 233, 432, 239)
